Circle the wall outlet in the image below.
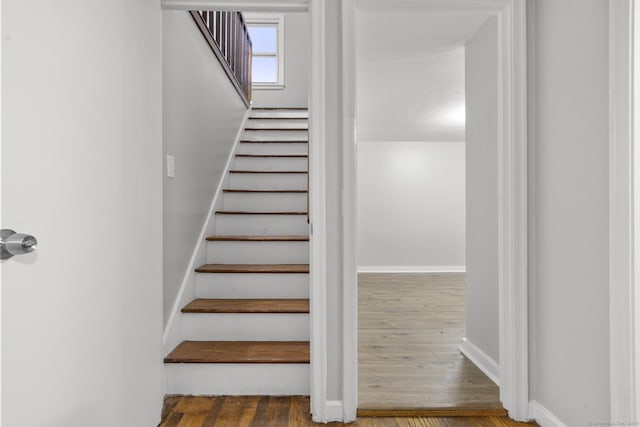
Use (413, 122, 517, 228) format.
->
(167, 155, 175, 178)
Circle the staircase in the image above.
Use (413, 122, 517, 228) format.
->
(164, 108, 310, 395)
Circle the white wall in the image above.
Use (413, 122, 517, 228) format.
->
(2, 1, 163, 426)
(465, 16, 500, 365)
(251, 12, 309, 108)
(163, 11, 248, 324)
(357, 141, 465, 270)
(528, 1, 610, 424)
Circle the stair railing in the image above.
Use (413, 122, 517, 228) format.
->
(190, 11, 252, 107)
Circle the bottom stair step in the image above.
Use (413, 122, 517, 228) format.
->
(165, 364, 310, 395)
(164, 341, 310, 364)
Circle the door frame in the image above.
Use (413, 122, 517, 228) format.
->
(340, 0, 529, 421)
(609, 0, 640, 423)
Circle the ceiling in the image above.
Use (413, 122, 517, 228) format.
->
(356, 9, 492, 142)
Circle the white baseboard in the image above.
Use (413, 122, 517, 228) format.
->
(357, 266, 466, 273)
(459, 338, 500, 386)
(162, 107, 251, 355)
(528, 401, 568, 427)
(312, 400, 343, 423)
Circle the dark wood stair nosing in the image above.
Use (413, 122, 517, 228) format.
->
(248, 117, 308, 120)
(240, 140, 308, 143)
(244, 128, 308, 131)
(181, 298, 310, 314)
(251, 107, 308, 110)
(195, 263, 310, 274)
(235, 154, 308, 158)
(223, 189, 308, 194)
(229, 170, 307, 174)
(215, 211, 308, 215)
(206, 235, 309, 242)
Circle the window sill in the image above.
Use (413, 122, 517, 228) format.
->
(252, 84, 286, 91)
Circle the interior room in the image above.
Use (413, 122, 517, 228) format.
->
(356, 7, 502, 412)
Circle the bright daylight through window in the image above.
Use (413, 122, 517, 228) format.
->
(246, 14, 284, 88)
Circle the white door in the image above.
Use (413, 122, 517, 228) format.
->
(2, 1, 164, 426)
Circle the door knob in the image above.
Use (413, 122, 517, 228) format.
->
(0, 229, 38, 259)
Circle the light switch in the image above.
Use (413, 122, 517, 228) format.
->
(167, 155, 175, 178)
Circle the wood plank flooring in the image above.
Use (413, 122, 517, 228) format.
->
(159, 396, 536, 426)
(358, 273, 501, 411)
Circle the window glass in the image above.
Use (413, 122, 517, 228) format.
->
(248, 26, 277, 53)
(252, 56, 278, 83)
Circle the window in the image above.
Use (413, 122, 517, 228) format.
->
(245, 14, 285, 89)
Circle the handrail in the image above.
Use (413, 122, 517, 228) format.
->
(190, 11, 252, 107)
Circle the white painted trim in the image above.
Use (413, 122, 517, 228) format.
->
(308, 0, 329, 423)
(358, 266, 466, 273)
(0, 0, 4, 423)
(324, 401, 344, 422)
(459, 338, 500, 386)
(161, 107, 251, 357)
(342, 0, 358, 422)
(342, 0, 529, 422)
(161, 0, 309, 12)
(609, 0, 639, 424)
(495, 0, 529, 421)
(528, 401, 568, 427)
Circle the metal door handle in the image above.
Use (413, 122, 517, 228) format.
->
(0, 229, 38, 259)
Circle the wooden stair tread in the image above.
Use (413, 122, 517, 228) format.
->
(223, 189, 308, 193)
(235, 154, 308, 158)
(229, 170, 307, 174)
(245, 128, 308, 131)
(251, 107, 308, 110)
(195, 263, 309, 273)
(248, 117, 308, 120)
(215, 211, 307, 215)
(164, 341, 310, 364)
(182, 298, 310, 313)
(240, 140, 308, 143)
(206, 235, 309, 241)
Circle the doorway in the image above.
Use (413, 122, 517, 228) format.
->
(354, 6, 500, 412)
(336, 0, 529, 421)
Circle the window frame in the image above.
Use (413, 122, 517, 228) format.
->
(244, 13, 285, 90)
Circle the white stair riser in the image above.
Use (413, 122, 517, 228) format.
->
(250, 111, 308, 119)
(234, 156, 308, 171)
(246, 119, 308, 129)
(242, 130, 308, 141)
(181, 313, 309, 341)
(215, 214, 308, 235)
(196, 273, 309, 298)
(223, 192, 307, 211)
(228, 173, 307, 190)
(207, 241, 309, 263)
(238, 142, 308, 155)
(166, 364, 310, 395)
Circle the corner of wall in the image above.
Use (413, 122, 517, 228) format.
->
(528, 401, 568, 427)
(459, 337, 500, 386)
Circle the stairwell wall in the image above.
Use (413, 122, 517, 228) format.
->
(163, 11, 248, 325)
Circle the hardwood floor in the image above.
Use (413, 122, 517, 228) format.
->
(358, 273, 501, 411)
(159, 396, 535, 426)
